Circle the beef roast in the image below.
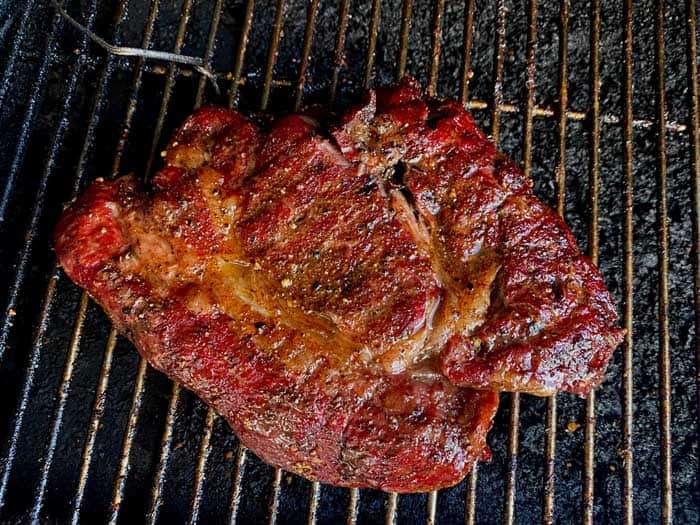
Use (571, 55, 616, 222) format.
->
(54, 78, 622, 491)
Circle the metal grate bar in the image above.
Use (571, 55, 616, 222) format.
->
(0, 0, 71, 356)
(128, 59, 695, 132)
(460, 99, 688, 132)
(583, 1, 602, 523)
(195, 0, 225, 107)
(487, 3, 520, 524)
(30, 286, 86, 522)
(263, 5, 292, 522)
(521, 0, 538, 180)
(0, 0, 97, 369)
(0, 0, 37, 113)
(71, 331, 117, 523)
(143, 0, 195, 180)
(190, 408, 218, 524)
(490, 0, 507, 145)
(621, 0, 636, 522)
(653, 0, 672, 522)
(347, 488, 359, 525)
(147, 382, 181, 524)
(227, 0, 255, 107)
(294, 0, 320, 111)
(108, 5, 161, 178)
(307, 480, 320, 525)
(385, 492, 398, 525)
(227, 446, 247, 524)
(364, 0, 382, 88)
(397, 0, 413, 79)
(0, 0, 126, 511)
(0, 272, 59, 511)
(542, 396, 557, 525)
(329, 0, 350, 104)
(464, 465, 478, 525)
(108, 358, 150, 525)
(507, 0, 540, 522)
(425, 1, 446, 518)
(555, 0, 569, 216)
(460, 0, 476, 104)
(584, 0, 603, 522)
(427, 0, 445, 96)
(0, 0, 69, 223)
(329, 5, 353, 516)
(268, 467, 283, 525)
(460, 3, 478, 520)
(260, 0, 286, 111)
(503, 393, 520, 525)
(685, 0, 700, 509)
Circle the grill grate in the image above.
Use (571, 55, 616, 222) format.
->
(0, 0, 699, 523)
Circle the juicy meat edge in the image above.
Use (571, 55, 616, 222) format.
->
(53, 106, 499, 493)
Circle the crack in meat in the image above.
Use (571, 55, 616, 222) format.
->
(54, 79, 623, 492)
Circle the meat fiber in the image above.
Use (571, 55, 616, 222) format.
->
(54, 78, 622, 491)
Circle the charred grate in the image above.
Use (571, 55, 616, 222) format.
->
(0, 0, 698, 523)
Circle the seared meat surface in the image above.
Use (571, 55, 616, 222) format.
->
(54, 79, 622, 491)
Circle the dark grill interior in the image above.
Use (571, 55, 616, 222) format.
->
(0, 0, 698, 523)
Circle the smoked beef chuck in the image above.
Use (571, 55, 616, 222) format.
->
(54, 78, 622, 491)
